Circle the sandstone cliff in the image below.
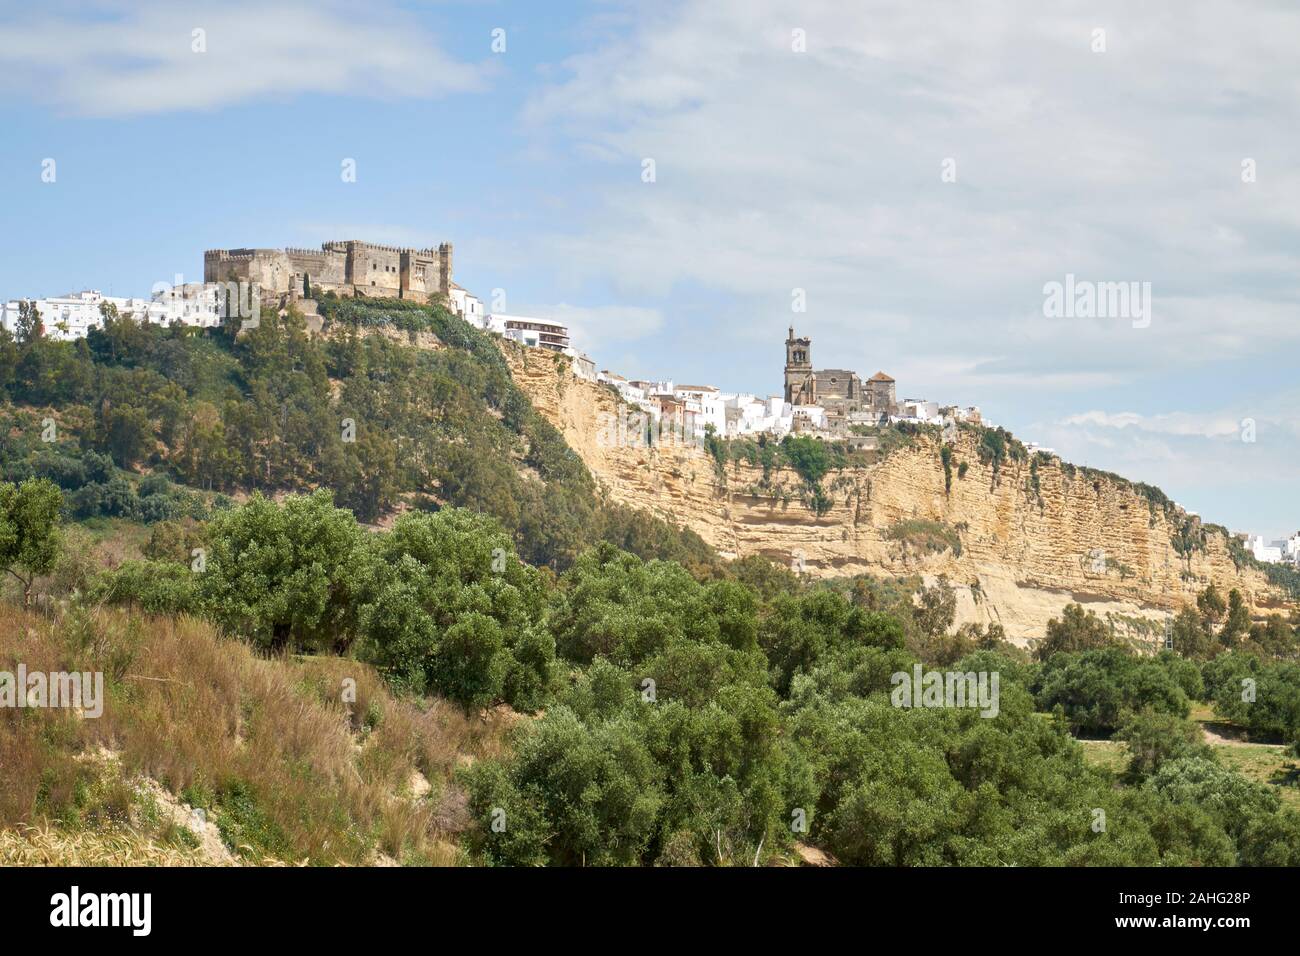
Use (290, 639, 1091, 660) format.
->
(502, 344, 1289, 645)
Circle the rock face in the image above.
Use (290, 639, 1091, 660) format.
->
(503, 344, 1288, 645)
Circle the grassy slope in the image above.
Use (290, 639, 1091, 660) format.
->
(0, 605, 514, 865)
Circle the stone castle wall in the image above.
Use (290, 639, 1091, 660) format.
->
(204, 240, 452, 303)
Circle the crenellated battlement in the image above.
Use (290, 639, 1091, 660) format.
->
(203, 238, 454, 303)
(205, 249, 259, 261)
(320, 240, 440, 257)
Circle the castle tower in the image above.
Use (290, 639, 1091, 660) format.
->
(784, 326, 815, 405)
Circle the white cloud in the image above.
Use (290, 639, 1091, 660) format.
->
(1035, 394, 1300, 536)
(0, 1, 491, 116)
(520, 0, 1300, 393)
(1058, 410, 1244, 439)
(518, 302, 664, 355)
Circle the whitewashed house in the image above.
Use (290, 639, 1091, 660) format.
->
(674, 384, 726, 438)
(2, 290, 150, 341)
(147, 282, 224, 328)
(449, 283, 484, 327)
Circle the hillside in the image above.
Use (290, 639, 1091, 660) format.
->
(0, 604, 512, 866)
(2, 299, 1298, 867)
(0, 296, 720, 577)
(0, 296, 1289, 645)
(503, 345, 1292, 644)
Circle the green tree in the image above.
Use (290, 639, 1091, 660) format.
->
(1036, 603, 1113, 660)
(355, 508, 554, 711)
(1219, 589, 1251, 650)
(1115, 709, 1213, 782)
(197, 490, 363, 652)
(1196, 585, 1227, 634)
(1146, 756, 1282, 858)
(14, 299, 42, 345)
(1171, 606, 1215, 659)
(98, 402, 154, 468)
(0, 478, 63, 607)
(1034, 647, 1188, 734)
(780, 435, 831, 485)
(913, 577, 957, 640)
(464, 704, 664, 866)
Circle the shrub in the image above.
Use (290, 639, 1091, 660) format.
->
(1034, 647, 1188, 734)
(90, 560, 200, 616)
(884, 519, 962, 557)
(197, 489, 363, 652)
(356, 509, 554, 712)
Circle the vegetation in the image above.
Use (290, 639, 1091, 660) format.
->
(0, 478, 63, 607)
(69, 496, 1300, 866)
(722, 433, 876, 515)
(884, 519, 962, 558)
(2, 305, 1299, 867)
(0, 603, 511, 865)
(0, 301, 719, 576)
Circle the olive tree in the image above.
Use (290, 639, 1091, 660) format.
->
(0, 478, 63, 608)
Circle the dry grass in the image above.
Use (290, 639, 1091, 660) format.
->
(1214, 745, 1300, 810)
(0, 604, 514, 865)
(0, 822, 213, 866)
(1077, 738, 1128, 775)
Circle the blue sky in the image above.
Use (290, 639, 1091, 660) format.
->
(1, 0, 1296, 538)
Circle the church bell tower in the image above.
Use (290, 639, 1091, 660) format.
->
(784, 326, 815, 405)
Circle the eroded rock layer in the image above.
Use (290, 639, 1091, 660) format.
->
(503, 345, 1288, 643)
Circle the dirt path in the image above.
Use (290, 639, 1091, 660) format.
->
(1199, 719, 1275, 748)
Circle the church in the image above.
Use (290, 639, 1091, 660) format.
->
(783, 326, 897, 428)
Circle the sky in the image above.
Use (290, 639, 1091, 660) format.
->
(1, 0, 1296, 538)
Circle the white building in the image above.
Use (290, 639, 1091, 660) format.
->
(448, 283, 484, 327)
(599, 372, 649, 405)
(792, 405, 827, 431)
(2, 290, 150, 341)
(1249, 532, 1300, 565)
(484, 313, 574, 356)
(1248, 535, 1285, 564)
(897, 398, 940, 423)
(630, 379, 675, 398)
(940, 404, 983, 425)
(148, 282, 224, 328)
(723, 393, 767, 437)
(723, 393, 794, 439)
(674, 384, 726, 438)
(3, 284, 227, 342)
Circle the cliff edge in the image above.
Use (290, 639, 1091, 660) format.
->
(502, 343, 1290, 644)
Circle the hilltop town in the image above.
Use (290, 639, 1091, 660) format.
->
(596, 325, 985, 449)
(2, 238, 1295, 568)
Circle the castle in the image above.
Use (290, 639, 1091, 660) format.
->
(204, 240, 453, 304)
(783, 326, 897, 427)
